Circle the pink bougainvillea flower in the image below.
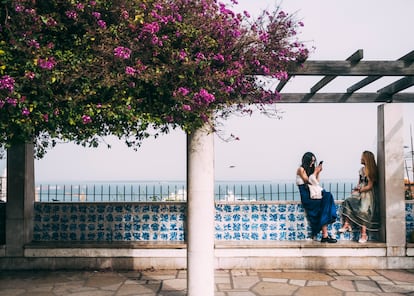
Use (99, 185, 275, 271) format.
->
(28, 39, 40, 49)
(165, 115, 174, 122)
(82, 115, 92, 124)
(25, 71, 35, 80)
(182, 104, 191, 111)
(37, 57, 57, 70)
(213, 54, 225, 63)
(274, 71, 288, 80)
(194, 89, 215, 105)
(177, 87, 190, 96)
(92, 11, 101, 19)
(121, 10, 129, 19)
(6, 97, 17, 106)
(21, 108, 30, 116)
(0, 75, 15, 92)
(114, 46, 131, 59)
(142, 22, 160, 34)
(76, 3, 85, 11)
(178, 50, 187, 60)
(65, 10, 78, 20)
(97, 20, 106, 29)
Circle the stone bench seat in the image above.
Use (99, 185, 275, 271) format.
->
(23, 240, 387, 250)
(0, 240, 412, 270)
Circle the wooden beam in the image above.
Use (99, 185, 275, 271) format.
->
(275, 57, 309, 92)
(378, 76, 414, 94)
(346, 50, 414, 93)
(399, 50, 414, 62)
(347, 76, 381, 93)
(278, 92, 414, 103)
(310, 76, 336, 94)
(309, 50, 364, 93)
(287, 61, 414, 76)
(376, 76, 414, 102)
(346, 49, 364, 62)
(275, 77, 291, 92)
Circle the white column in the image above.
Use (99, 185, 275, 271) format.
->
(186, 124, 215, 296)
(377, 103, 405, 257)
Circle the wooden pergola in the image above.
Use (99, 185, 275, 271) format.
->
(277, 49, 414, 103)
(2, 49, 414, 296)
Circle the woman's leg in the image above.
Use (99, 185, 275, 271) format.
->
(321, 225, 328, 237)
(358, 225, 368, 243)
(321, 224, 337, 243)
(360, 225, 367, 239)
(340, 217, 352, 230)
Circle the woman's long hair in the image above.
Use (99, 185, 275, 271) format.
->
(301, 152, 316, 177)
(362, 150, 378, 183)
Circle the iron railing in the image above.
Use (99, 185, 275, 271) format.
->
(26, 181, 355, 202)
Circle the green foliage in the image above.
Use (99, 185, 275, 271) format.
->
(0, 0, 308, 157)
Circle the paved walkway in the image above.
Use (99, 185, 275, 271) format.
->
(1, 268, 414, 295)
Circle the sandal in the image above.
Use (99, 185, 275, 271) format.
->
(358, 234, 368, 243)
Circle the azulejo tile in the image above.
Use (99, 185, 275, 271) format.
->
(33, 201, 410, 242)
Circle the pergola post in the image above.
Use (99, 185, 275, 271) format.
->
(6, 143, 35, 256)
(186, 123, 215, 296)
(377, 103, 406, 257)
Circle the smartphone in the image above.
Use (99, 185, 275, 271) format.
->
(319, 161, 324, 166)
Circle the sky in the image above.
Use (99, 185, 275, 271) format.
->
(1, 0, 414, 183)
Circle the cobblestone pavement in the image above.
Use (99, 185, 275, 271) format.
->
(1, 269, 414, 295)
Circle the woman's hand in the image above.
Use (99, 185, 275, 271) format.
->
(314, 165, 322, 176)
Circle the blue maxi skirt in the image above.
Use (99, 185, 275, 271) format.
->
(298, 184, 337, 236)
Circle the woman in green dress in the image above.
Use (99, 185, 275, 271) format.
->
(339, 151, 380, 243)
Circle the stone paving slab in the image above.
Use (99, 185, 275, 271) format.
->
(0, 269, 413, 295)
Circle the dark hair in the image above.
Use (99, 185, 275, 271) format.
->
(301, 152, 316, 176)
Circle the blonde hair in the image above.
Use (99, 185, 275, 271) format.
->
(362, 150, 377, 183)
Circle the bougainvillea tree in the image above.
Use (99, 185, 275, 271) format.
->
(0, 0, 308, 157)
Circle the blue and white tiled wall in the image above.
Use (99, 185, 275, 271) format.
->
(33, 203, 186, 241)
(33, 201, 414, 242)
(406, 202, 414, 242)
(215, 203, 343, 241)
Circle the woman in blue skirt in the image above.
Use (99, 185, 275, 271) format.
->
(296, 152, 338, 243)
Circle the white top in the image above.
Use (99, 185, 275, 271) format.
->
(308, 174, 323, 199)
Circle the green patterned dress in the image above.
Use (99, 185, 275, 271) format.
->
(340, 167, 380, 231)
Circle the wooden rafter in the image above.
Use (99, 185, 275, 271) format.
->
(310, 49, 363, 94)
(277, 49, 414, 103)
(288, 61, 414, 76)
(347, 50, 414, 94)
(279, 92, 414, 103)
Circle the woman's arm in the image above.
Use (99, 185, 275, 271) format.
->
(313, 165, 322, 180)
(357, 168, 374, 193)
(359, 178, 374, 193)
(297, 167, 309, 183)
